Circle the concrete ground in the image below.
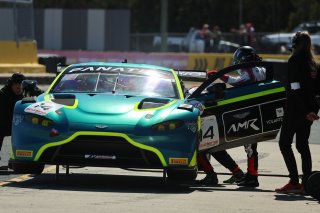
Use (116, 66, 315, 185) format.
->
(0, 137, 319, 212)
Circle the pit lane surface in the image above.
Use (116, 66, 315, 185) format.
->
(1, 82, 320, 212)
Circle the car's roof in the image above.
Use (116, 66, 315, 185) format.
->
(71, 62, 172, 72)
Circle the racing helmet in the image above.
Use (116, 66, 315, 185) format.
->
(232, 46, 262, 65)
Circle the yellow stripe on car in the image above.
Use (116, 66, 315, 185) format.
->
(34, 131, 168, 167)
(205, 87, 285, 109)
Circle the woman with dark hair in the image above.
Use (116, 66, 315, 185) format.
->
(276, 31, 319, 194)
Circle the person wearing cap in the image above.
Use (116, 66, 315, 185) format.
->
(275, 31, 319, 194)
(0, 73, 25, 164)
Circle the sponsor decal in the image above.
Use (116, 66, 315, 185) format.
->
(145, 114, 153, 119)
(186, 121, 198, 133)
(223, 106, 262, 142)
(199, 115, 219, 151)
(260, 100, 286, 132)
(85, 155, 116, 160)
(233, 111, 250, 119)
(276, 107, 284, 117)
(188, 100, 204, 115)
(25, 101, 64, 116)
(13, 115, 24, 126)
(16, 150, 33, 158)
(227, 118, 260, 133)
(169, 158, 188, 165)
(67, 66, 171, 77)
(266, 117, 283, 125)
(95, 125, 108, 129)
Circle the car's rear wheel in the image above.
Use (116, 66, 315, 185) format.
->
(304, 171, 320, 199)
(12, 162, 45, 175)
(167, 168, 198, 181)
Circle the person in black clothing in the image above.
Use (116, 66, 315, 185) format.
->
(276, 31, 320, 194)
(0, 73, 25, 162)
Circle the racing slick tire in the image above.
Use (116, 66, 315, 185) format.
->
(11, 161, 45, 175)
(167, 168, 198, 181)
(304, 171, 320, 199)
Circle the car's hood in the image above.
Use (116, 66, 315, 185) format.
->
(75, 94, 139, 114)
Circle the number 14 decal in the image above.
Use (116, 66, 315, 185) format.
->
(198, 115, 219, 151)
(200, 126, 215, 141)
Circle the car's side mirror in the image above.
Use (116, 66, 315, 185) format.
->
(207, 83, 226, 99)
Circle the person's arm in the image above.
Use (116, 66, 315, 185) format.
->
(208, 69, 251, 86)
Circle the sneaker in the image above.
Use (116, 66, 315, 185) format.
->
(223, 170, 245, 184)
(275, 182, 302, 194)
(237, 173, 259, 187)
(197, 172, 218, 185)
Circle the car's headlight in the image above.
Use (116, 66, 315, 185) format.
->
(152, 120, 184, 131)
(25, 114, 54, 127)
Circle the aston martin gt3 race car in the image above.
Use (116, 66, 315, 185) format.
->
(10, 61, 286, 181)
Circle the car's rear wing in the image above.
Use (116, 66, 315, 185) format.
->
(175, 70, 208, 82)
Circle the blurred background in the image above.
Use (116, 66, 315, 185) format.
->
(1, 0, 320, 73)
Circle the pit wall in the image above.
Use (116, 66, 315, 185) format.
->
(38, 50, 320, 71)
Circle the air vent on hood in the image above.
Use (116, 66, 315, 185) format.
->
(138, 98, 170, 110)
(52, 94, 76, 106)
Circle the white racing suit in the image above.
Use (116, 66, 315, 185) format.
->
(220, 67, 266, 176)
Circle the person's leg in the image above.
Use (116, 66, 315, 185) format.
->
(245, 143, 258, 176)
(237, 143, 259, 187)
(0, 135, 4, 152)
(295, 120, 312, 182)
(276, 117, 302, 193)
(278, 119, 299, 184)
(212, 150, 241, 172)
(196, 153, 218, 185)
(211, 150, 244, 184)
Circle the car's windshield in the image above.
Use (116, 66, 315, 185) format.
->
(51, 67, 179, 98)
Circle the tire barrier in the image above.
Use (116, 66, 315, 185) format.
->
(305, 171, 320, 200)
(38, 54, 66, 73)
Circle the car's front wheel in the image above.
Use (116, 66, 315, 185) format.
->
(166, 168, 198, 181)
(11, 161, 45, 175)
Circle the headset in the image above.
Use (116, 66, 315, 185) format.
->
(291, 31, 302, 49)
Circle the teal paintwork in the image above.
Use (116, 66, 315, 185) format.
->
(11, 63, 200, 169)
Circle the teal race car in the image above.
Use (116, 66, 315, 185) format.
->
(10, 61, 286, 181)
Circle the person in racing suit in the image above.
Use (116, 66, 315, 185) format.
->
(197, 46, 265, 187)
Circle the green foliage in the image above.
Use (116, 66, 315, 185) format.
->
(288, 0, 320, 30)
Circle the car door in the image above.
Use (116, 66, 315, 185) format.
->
(187, 61, 286, 153)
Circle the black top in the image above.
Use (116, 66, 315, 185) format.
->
(286, 52, 319, 119)
(0, 85, 24, 136)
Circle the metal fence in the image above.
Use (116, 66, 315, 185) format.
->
(0, 1, 34, 41)
(130, 32, 297, 54)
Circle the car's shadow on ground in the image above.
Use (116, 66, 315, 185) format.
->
(274, 194, 319, 203)
(4, 172, 199, 194)
(2, 170, 283, 195)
